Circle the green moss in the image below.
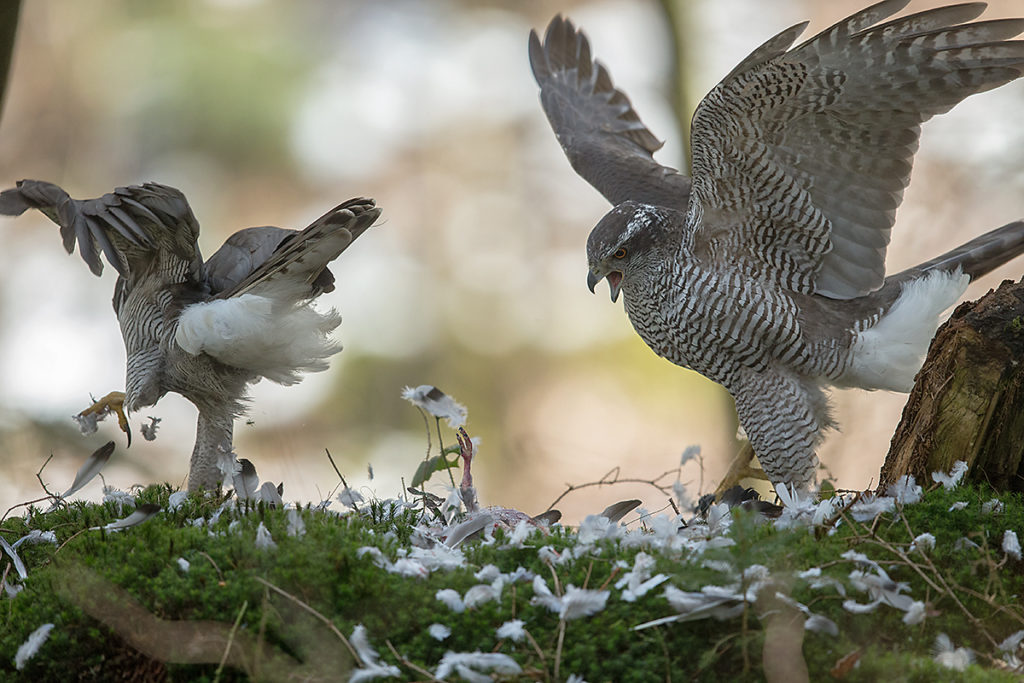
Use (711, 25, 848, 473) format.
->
(2, 484, 1022, 680)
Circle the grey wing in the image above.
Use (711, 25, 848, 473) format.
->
(0, 179, 204, 283)
(530, 15, 691, 210)
(685, 0, 1024, 298)
(205, 226, 294, 294)
(217, 197, 380, 301)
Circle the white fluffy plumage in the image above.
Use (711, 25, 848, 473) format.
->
(841, 270, 968, 392)
(174, 287, 342, 386)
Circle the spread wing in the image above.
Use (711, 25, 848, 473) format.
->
(174, 197, 380, 384)
(530, 15, 691, 210)
(0, 180, 204, 290)
(211, 197, 380, 301)
(685, 0, 1024, 299)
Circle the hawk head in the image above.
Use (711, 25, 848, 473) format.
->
(586, 200, 679, 302)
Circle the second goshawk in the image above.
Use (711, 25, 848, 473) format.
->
(0, 181, 380, 491)
(531, 1, 1024, 488)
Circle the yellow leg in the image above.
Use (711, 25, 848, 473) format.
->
(78, 391, 132, 447)
(714, 442, 770, 497)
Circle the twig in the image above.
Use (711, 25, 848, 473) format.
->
(215, 599, 248, 681)
(545, 467, 681, 512)
(2, 496, 56, 524)
(199, 551, 225, 583)
(385, 639, 442, 682)
(56, 528, 89, 553)
(553, 619, 567, 682)
(598, 567, 621, 592)
(846, 509, 1006, 651)
(581, 560, 594, 590)
(546, 562, 562, 597)
(522, 627, 548, 675)
(326, 449, 361, 514)
(254, 576, 360, 664)
(35, 454, 58, 499)
(323, 448, 345, 502)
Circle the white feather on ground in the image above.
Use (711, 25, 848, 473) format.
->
(174, 279, 342, 385)
(839, 269, 968, 392)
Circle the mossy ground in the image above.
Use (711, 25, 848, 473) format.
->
(1, 482, 1022, 681)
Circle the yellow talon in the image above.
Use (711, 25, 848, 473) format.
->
(78, 390, 132, 447)
(714, 442, 771, 497)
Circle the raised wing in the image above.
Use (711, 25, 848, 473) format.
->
(204, 226, 296, 294)
(217, 197, 380, 301)
(685, 0, 1024, 298)
(530, 15, 691, 210)
(0, 180, 203, 283)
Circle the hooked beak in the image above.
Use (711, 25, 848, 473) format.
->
(587, 268, 623, 303)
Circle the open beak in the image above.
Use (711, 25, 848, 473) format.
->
(587, 268, 623, 303)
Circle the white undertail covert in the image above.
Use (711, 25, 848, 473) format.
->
(840, 269, 968, 392)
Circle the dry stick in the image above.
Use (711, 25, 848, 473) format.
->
(323, 448, 346, 503)
(668, 498, 681, 516)
(916, 550, 1001, 650)
(384, 639, 442, 682)
(581, 560, 594, 590)
(199, 551, 225, 583)
(954, 583, 1024, 627)
(597, 567, 622, 592)
(522, 628, 548, 675)
(215, 599, 248, 681)
(0, 456, 63, 522)
(326, 448, 361, 514)
(546, 562, 562, 597)
(55, 528, 89, 553)
(855, 511, 1002, 651)
(2, 496, 54, 524)
(254, 577, 360, 664)
(553, 618, 567, 682)
(545, 467, 681, 512)
(35, 453, 58, 499)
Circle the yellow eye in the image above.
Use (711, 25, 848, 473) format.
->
(613, 247, 627, 259)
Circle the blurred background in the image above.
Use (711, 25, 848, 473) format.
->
(0, 0, 1021, 523)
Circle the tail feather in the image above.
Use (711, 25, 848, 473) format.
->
(900, 219, 1024, 281)
(843, 218, 1024, 392)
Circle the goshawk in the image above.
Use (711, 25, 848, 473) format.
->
(531, 1, 1024, 488)
(0, 181, 379, 490)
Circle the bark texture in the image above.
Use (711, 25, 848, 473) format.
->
(881, 279, 1024, 493)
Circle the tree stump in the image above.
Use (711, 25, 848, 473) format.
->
(880, 279, 1024, 493)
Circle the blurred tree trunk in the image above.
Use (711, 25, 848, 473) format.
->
(880, 279, 1024, 493)
(658, 0, 693, 174)
(0, 0, 20, 117)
